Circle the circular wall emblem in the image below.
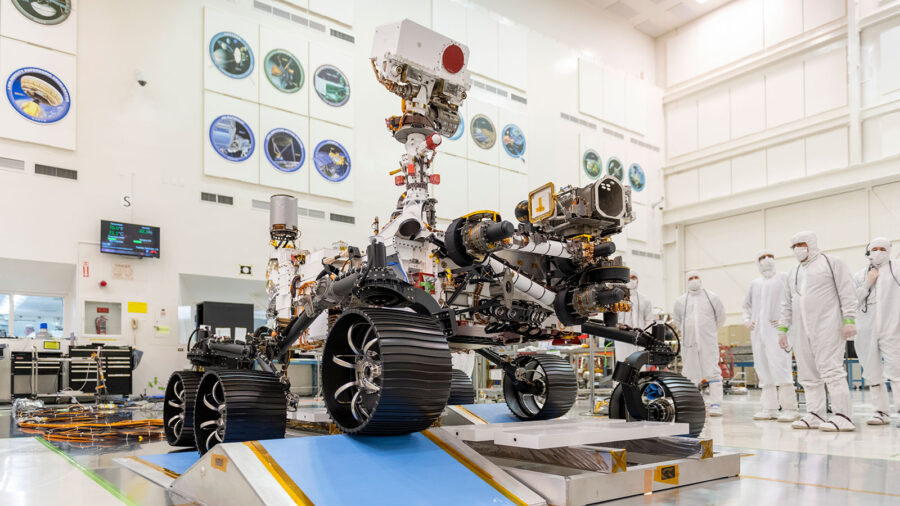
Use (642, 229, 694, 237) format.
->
(313, 140, 350, 182)
(264, 128, 305, 172)
(448, 114, 464, 141)
(209, 114, 255, 162)
(313, 65, 350, 106)
(470, 114, 496, 149)
(582, 149, 602, 179)
(209, 31, 254, 79)
(607, 156, 624, 181)
(501, 124, 526, 159)
(264, 49, 303, 93)
(11, 0, 71, 25)
(6, 67, 70, 123)
(628, 163, 646, 192)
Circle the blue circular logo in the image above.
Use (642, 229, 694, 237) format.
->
(6, 67, 70, 124)
(209, 114, 255, 162)
(628, 163, 646, 192)
(209, 31, 254, 79)
(501, 124, 525, 159)
(313, 140, 350, 182)
(583, 149, 602, 179)
(264, 128, 305, 173)
(313, 65, 350, 107)
(449, 114, 464, 141)
(607, 156, 624, 182)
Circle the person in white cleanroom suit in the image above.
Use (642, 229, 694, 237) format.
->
(615, 270, 655, 362)
(852, 237, 900, 425)
(778, 231, 858, 432)
(673, 271, 727, 417)
(742, 250, 800, 422)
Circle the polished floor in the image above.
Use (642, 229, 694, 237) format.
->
(0, 390, 898, 505)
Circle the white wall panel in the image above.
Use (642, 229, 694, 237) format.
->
(666, 170, 699, 208)
(862, 111, 900, 161)
(684, 211, 764, 269)
(432, 0, 467, 45)
(308, 119, 354, 201)
(764, 0, 802, 47)
(465, 98, 499, 166)
(730, 76, 766, 138)
(697, 88, 730, 148)
(203, 9, 259, 101)
(258, 106, 309, 193)
(805, 127, 848, 175)
(766, 140, 805, 184)
(624, 75, 647, 134)
(602, 67, 627, 127)
(203, 91, 259, 184)
(578, 59, 604, 120)
(467, 161, 499, 211)
(879, 26, 900, 96)
(498, 22, 527, 90)
(694, 5, 731, 74)
(870, 182, 900, 241)
(765, 190, 867, 256)
(628, 202, 649, 243)
(498, 169, 528, 219)
(258, 26, 309, 116)
(802, 0, 845, 31)
(665, 99, 698, 157)
(698, 160, 732, 201)
(0, 0, 77, 53)
(309, 0, 353, 26)
(308, 43, 354, 127)
(730, 150, 766, 193)
(765, 63, 804, 127)
(804, 47, 847, 116)
(498, 106, 528, 173)
(666, 29, 697, 86)
(466, 7, 498, 78)
(729, 0, 765, 60)
(433, 154, 468, 220)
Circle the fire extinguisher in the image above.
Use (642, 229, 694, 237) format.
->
(95, 315, 108, 335)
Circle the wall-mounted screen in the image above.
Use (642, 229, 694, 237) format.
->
(100, 220, 160, 258)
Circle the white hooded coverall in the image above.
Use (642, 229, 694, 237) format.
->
(853, 237, 900, 414)
(616, 270, 654, 361)
(673, 272, 727, 406)
(779, 232, 857, 419)
(743, 250, 796, 414)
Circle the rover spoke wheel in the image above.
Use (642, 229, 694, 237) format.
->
(503, 354, 576, 420)
(447, 368, 476, 405)
(608, 370, 706, 436)
(163, 371, 202, 446)
(322, 308, 451, 435)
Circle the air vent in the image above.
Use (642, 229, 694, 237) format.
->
(603, 127, 625, 139)
(252, 0, 271, 13)
(252, 199, 270, 210)
(471, 79, 516, 101)
(0, 156, 25, 170)
(200, 192, 233, 205)
(511, 94, 527, 104)
(35, 163, 77, 180)
(330, 29, 354, 43)
(309, 20, 326, 32)
(273, 7, 291, 20)
(291, 14, 309, 26)
(330, 213, 355, 224)
(560, 112, 597, 130)
(632, 249, 661, 259)
(308, 209, 325, 219)
(630, 137, 661, 153)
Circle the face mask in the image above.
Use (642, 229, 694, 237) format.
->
(870, 250, 889, 267)
(759, 258, 775, 272)
(687, 279, 701, 291)
(627, 279, 637, 290)
(793, 247, 809, 262)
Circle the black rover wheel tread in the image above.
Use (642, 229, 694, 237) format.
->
(193, 370, 286, 454)
(448, 368, 476, 405)
(163, 370, 202, 447)
(322, 308, 452, 435)
(608, 370, 706, 436)
(504, 354, 577, 420)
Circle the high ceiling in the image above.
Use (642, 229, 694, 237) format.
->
(584, 0, 734, 38)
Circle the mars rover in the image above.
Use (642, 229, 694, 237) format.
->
(163, 19, 704, 454)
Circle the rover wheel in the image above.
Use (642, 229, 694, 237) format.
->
(608, 371, 706, 436)
(448, 368, 476, 405)
(503, 354, 577, 420)
(193, 370, 286, 454)
(163, 371, 202, 446)
(322, 308, 451, 435)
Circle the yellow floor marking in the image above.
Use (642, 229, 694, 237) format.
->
(128, 456, 180, 479)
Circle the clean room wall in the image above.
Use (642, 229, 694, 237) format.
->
(0, 0, 662, 392)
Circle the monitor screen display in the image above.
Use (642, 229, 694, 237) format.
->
(100, 220, 160, 258)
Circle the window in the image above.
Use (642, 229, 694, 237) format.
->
(11, 295, 64, 338)
(0, 295, 8, 337)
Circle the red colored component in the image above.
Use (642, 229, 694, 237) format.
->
(425, 133, 442, 150)
(442, 44, 465, 74)
(429, 174, 441, 185)
(99, 280, 107, 287)
(394, 175, 406, 186)
(407, 163, 416, 175)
